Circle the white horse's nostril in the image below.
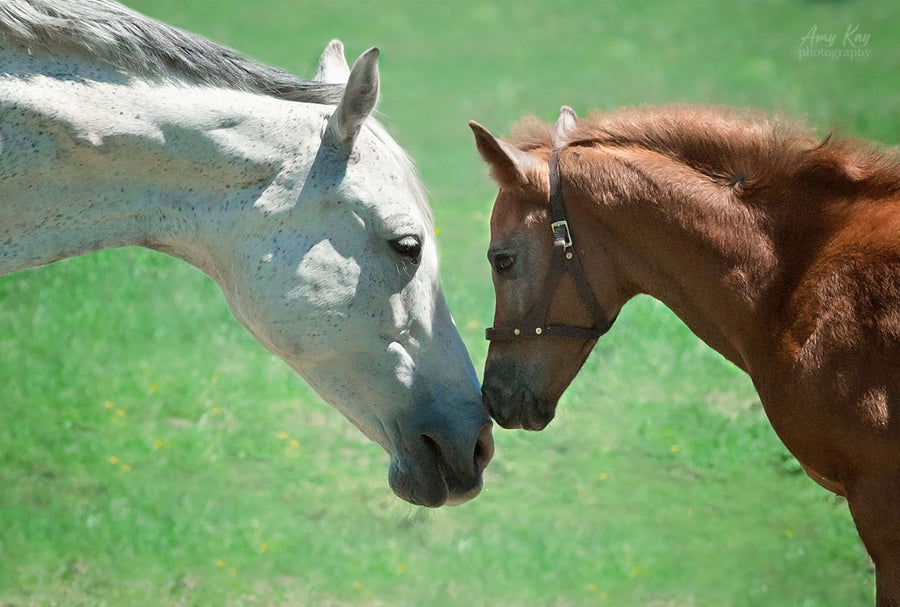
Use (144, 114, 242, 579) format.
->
(419, 417, 493, 481)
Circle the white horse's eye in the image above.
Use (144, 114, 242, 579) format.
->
(390, 235, 422, 264)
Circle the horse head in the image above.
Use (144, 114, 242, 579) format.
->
(470, 108, 622, 430)
(218, 45, 493, 506)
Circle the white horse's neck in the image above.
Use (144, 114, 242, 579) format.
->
(0, 51, 319, 282)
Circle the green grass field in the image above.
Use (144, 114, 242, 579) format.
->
(1, 1, 898, 605)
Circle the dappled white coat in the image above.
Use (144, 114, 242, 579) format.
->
(0, 0, 492, 507)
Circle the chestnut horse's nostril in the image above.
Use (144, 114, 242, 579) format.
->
(474, 422, 495, 472)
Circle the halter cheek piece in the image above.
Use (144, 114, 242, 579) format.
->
(485, 148, 617, 342)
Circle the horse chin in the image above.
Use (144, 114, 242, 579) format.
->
(389, 463, 448, 507)
(387, 458, 484, 508)
(443, 484, 483, 506)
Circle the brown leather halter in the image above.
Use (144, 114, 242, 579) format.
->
(485, 148, 617, 342)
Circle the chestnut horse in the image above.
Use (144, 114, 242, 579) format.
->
(471, 105, 900, 604)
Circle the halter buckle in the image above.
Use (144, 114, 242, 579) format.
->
(550, 220, 573, 249)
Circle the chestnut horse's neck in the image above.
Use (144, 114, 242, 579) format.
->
(559, 113, 900, 374)
(551, 108, 899, 371)
(558, 144, 794, 373)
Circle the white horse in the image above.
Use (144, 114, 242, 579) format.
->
(0, 0, 493, 507)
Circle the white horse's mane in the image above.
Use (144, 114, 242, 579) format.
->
(0, 0, 434, 227)
(0, 0, 343, 104)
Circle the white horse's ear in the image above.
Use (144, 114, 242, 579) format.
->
(329, 47, 379, 150)
(314, 39, 350, 84)
(554, 105, 577, 148)
(469, 121, 543, 186)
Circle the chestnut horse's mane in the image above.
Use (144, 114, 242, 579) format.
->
(510, 105, 900, 197)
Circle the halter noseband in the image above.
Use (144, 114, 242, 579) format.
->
(485, 148, 617, 342)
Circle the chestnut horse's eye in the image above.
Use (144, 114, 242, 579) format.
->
(390, 235, 422, 264)
(493, 253, 515, 274)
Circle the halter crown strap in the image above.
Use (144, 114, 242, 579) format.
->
(485, 148, 617, 342)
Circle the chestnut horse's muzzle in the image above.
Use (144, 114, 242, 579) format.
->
(481, 361, 557, 431)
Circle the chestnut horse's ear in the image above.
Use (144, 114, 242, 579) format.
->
(329, 47, 380, 150)
(554, 106, 577, 148)
(314, 39, 351, 84)
(469, 121, 543, 186)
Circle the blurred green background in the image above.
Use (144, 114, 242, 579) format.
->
(1, 1, 897, 605)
